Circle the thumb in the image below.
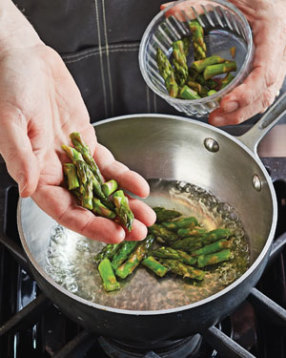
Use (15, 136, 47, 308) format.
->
(160, 2, 174, 10)
(0, 109, 40, 197)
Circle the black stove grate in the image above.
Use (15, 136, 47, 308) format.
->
(1, 159, 286, 358)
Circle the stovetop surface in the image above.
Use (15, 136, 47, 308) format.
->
(1, 158, 286, 357)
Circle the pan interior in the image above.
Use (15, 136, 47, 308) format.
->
(41, 178, 249, 311)
(18, 115, 275, 312)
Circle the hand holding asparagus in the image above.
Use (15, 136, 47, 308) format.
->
(62, 132, 139, 232)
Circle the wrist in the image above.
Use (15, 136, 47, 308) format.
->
(0, 0, 42, 52)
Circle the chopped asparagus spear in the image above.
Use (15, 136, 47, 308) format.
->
(188, 67, 200, 81)
(203, 61, 237, 80)
(177, 227, 206, 238)
(197, 76, 219, 90)
(95, 243, 121, 263)
(191, 55, 225, 73)
(90, 174, 107, 202)
(111, 241, 138, 270)
(162, 216, 199, 231)
(98, 258, 120, 292)
(172, 40, 189, 86)
(205, 78, 219, 90)
(171, 236, 203, 252)
(62, 145, 106, 202)
(77, 161, 88, 189)
(176, 249, 198, 266)
(156, 47, 173, 82)
(63, 163, 80, 190)
(62, 132, 134, 230)
(197, 249, 233, 268)
(191, 239, 233, 256)
(161, 259, 205, 281)
(186, 80, 209, 97)
(179, 85, 201, 100)
(151, 246, 197, 266)
(148, 224, 179, 244)
(172, 40, 187, 67)
(165, 74, 179, 97)
(70, 132, 104, 184)
(112, 190, 134, 231)
(142, 256, 169, 277)
(202, 228, 232, 245)
(62, 145, 86, 182)
(92, 198, 116, 219)
(189, 20, 207, 60)
(207, 89, 217, 96)
(153, 207, 182, 223)
(71, 187, 82, 201)
(62, 146, 96, 209)
(62, 144, 83, 162)
(102, 179, 118, 197)
(82, 178, 94, 210)
(220, 73, 235, 89)
(116, 235, 155, 279)
(156, 48, 179, 98)
(182, 36, 191, 57)
(171, 228, 231, 252)
(171, 237, 202, 252)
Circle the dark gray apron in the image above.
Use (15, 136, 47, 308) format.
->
(14, 0, 179, 123)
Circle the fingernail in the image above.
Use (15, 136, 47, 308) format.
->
(119, 229, 126, 241)
(223, 101, 239, 113)
(212, 116, 225, 126)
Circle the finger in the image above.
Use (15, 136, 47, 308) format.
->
(0, 107, 40, 196)
(59, 123, 97, 164)
(210, 71, 285, 126)
(219, 67, 267, 113)
(209, 96, 266, 126)
(160, 1, 203, 21)
(129, 198, 156, 227)
(93, 143, 150, 198)
(32, 184, 126, 244)
(219, 64, 280, 114)
(124, 219, 148, 242)
(220, 23, 284, 113)
(160, 2, 174, 11)
(105, 163, 150, 198)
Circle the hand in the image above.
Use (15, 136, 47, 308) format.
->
(0, 4, 155, 244)
(209, 0, 286, 126)
(161, 0, 286, 126)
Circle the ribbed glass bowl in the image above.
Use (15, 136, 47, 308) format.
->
(139, 0, 254, 118)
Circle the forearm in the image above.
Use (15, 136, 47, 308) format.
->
(0, 0, 42, 51)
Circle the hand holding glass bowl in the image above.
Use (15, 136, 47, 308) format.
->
(139, 0, 286, 125)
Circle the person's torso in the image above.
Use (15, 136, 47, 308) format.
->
(13, 0, 179, 122)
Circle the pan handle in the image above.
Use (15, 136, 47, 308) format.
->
(237, 92, 286, 155)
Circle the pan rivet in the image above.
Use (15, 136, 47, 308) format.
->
(204, 138, 219, 152)
(253, 175, 262, 191)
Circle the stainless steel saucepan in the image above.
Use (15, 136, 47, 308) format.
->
(17, 93, 286, 346)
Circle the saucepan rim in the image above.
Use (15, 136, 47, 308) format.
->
(17, 113, 277, 316)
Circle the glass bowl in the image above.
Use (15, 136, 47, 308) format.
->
(139, 0, 254, 118)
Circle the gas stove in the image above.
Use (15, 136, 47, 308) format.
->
(1, 155, 286, 358)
